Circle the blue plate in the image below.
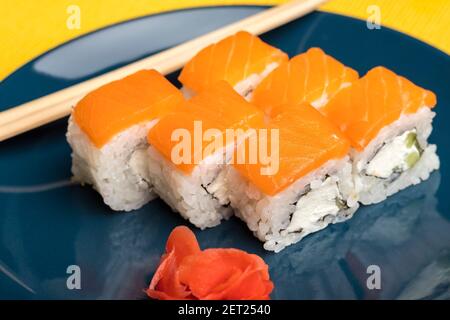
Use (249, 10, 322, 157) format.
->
(1, 7, 449, 300)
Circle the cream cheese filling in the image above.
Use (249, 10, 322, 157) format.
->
(287, 177, 343, 233)
(365, 129, 421, 179)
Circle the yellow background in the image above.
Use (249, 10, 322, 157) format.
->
(1, 0, 449, 81)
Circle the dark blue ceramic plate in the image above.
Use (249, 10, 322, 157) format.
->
(1, 7, 449, 300)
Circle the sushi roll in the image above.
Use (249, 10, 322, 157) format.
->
(225, 103, 358, 252)
(146, 81, 264, 229)
(66, 70, 184, 211)
(251, 47, 359, 117)
(178, 31, 288, 99)
(321, 66, 439, 205)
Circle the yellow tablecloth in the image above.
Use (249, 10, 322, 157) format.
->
(1, 0, 449, 81)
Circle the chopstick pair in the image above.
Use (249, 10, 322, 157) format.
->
(0, 0, 327, 142)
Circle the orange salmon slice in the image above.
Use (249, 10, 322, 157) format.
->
(148, 81, 265, 174)
(321, 66, 437, 151)
(74, 70, 184, 148)
(251, 48, 359, 117)
(233, 103, 350, 196)
(178, 31, 288, 94)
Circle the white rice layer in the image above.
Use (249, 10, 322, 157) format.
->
(353, 107, 440, 205)
(225, 156, 359, 252)
(146, 146, 233, 229)
(66, 116, 157, 211)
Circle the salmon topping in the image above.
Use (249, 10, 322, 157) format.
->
(74, 70, 183, 147)
(179, 31, 288, 94)
(252, 47, 359, 117)
(234, 103, 350, 196)
(321, 66, 436, 151)
(148, 81, 265, 173)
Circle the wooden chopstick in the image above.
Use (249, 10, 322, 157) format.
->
(0, 0, 327, 142)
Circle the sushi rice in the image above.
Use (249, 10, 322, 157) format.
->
(67, 116, 158, 211)
(145, 144, 233, 229)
